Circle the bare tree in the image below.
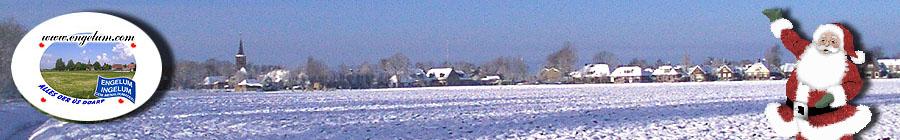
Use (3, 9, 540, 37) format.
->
(447, 61, 478, 77)
(703, 57, 729, 68)
(654, 59, 666, 67)
(1, 19, 26, 100)
(481, 56, 528, 81)
(172, 60, 208, 90)
(628, 58, 647, 68)
(379, 53, 410, 76)
(868, 46, 885, 59)
(682, 54, 692, 67)
(765, 45, 782, 67)
(305, 57, 329, 84)
(592, 51, 618, 67)
(414, 61, 434, 71)
(546, 41, 577, 74)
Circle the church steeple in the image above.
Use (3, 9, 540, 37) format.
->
(235, 32, 247, 70)
(237, 33, 245, 55)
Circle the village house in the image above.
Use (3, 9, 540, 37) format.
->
(389, 69, 426, 88)
(780, 63, 796, 79)
(199, 76, 228, 89)
(651, 65, 681, 82)
(111, 64, 124, 71)
(479, 75, 503, 85)
(570, 64, 612, 83)
(687, 65, 713, 82)
(426, 67, 465, 86)
(110, 63, 136, 71)
(863, 62, 889, 79)
(539, 67, 563, 84)
(235, 79, 263, 92)
(744, 62, 772, 80)
(715, 65, 741, 81)
(126, 63, 136, 71)
(878, 59, 900, 78)
(610, 66, 651, 83)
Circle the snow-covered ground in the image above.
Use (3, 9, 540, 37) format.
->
(4, 79, 900, 139)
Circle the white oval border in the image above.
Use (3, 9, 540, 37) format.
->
(11, 12, 162, 122)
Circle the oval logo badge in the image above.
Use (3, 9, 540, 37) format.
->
(10, 12, 162, 122)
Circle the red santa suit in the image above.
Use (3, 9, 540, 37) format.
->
(764, 18, 872, 140)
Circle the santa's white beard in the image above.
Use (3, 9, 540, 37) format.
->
(796, 45, 848, 90)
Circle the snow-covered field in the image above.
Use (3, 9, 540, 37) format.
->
(3, 79, 900, 139)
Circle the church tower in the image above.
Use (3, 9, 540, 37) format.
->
(235, 35, 247, 70)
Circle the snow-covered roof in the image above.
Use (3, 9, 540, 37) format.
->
(201, 76, 226, 85)
(390, 74, 415, 83)
(652, 65, 680, 76)
(542, 67, 560, 72)
(715, 65, 743, 74)
(264, 69, 290, 83)
(427, 68, 461, 80)
(581, 64, 611, 77)
(610, 66, 650, 77)
(780, 63, 796, 73)
(745, 62, 770, 73)
(480, 75, 502, 81)
(237, 67, 248, 74)
(688, 65, 711, 74)
(878, 59, 900, 66)
(238, 79, 263, 87)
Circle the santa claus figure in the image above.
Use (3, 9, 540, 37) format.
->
(762, 9, 872, 139)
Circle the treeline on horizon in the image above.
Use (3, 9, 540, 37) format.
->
(168, 39, 900, 90)
(0, 19, 892, 92)
(45, 58, 122, 71)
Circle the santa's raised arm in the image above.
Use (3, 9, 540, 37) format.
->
(765, 9, 809, 57)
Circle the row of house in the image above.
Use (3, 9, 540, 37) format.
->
(867, 59, 900, 78)
(389, 67, 494, 87)
(567, 58, 900, 84)
(196, 59, 900, 91)
(566, 62, 781, 84)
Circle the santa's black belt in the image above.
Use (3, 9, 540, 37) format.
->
(786, 99, 838, 116)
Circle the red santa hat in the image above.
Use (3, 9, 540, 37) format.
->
(812, 23, 866, 64)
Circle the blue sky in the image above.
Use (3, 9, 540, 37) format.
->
(4, 1, 900, 70)
(40, 42, 135, 69)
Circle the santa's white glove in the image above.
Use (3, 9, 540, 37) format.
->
(851, 51, 866, 64)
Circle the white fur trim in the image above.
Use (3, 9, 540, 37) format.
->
(812, 24, 845, 48)
(765, 103, 798, 137)
(797, 105, 872, 139)
(796, 83, 810, 103)
(770, 19, 793, 38)
(827, 86, 847, 107)
(851, 51, 866, 64)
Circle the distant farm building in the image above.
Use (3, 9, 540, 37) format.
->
(743, 62, 771, 80)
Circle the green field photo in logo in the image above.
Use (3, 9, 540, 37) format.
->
(40, 41, 135, 99)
